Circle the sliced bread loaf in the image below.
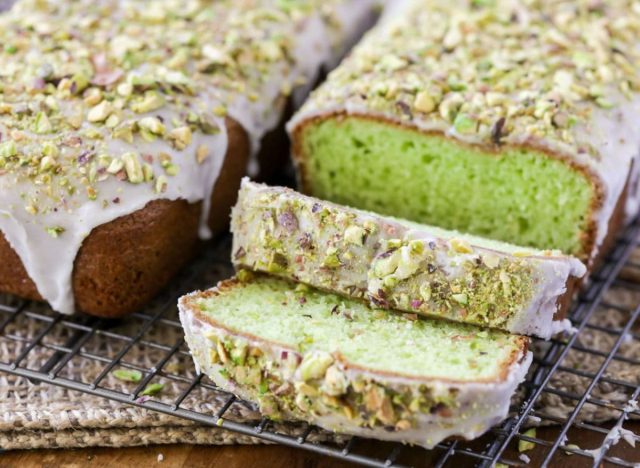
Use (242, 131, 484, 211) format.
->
(289, 0, 640, 268)
(179, 274, 532, 448)
(231, 179, 585, 338)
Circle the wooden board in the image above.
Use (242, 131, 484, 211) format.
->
(2, 423, 639, 468)
(0, 445, 356, 468)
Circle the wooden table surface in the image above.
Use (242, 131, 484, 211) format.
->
(1, 445, 355, 468)
(3, 422, 640, 468)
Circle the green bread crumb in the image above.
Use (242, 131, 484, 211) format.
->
(141, 383, 165, 396)
(300, 117, 593, 257)
(518, 428, 537, 452)
(113, 369, 143, 383)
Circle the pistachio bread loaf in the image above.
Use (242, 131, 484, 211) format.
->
(0, 0, 377, 317)
(179, 274, 532, 448)
(289, 0, 640, 268)
(231, 180, 585, 338)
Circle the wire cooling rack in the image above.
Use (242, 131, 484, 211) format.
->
(1, 219, 640, 467)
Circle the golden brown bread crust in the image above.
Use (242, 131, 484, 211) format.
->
(553, 169, 631, 319)
(207, 118, 251, 234)
(255, 98, 294, 182)
(0, 118, 250, 318)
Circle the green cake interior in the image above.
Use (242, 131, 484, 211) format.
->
(299, 117, 594, 256)
(194, 275, 526, 382)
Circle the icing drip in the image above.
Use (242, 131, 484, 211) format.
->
(0, 0, 378, 313)
(585, 399, 639, 462)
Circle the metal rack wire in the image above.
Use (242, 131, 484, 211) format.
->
(1, 218, 640, 467)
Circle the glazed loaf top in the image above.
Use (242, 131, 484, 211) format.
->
(290, 0, 640, 264)
(0, 0, 376, 313)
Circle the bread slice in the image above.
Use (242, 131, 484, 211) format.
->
(231, 179, 585, 338)
(0, 0, 377, 316)
(179, 274, 532, 448)
(289, 0, 640, 268)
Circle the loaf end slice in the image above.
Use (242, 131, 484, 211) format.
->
(231, 179, 585, 338)
(179, 274, 532, 448)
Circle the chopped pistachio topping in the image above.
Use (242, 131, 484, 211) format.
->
(196, 144, 210, 164)
(299, 351, 334, 381)
(203, 332, 460, 430)
(0, 0, 348, 217)
(140, 382, 165, 396)
(302, 0, 640, 157)
(233, 183, 551, 330)
(87, 100, 113, 123)
(45, 226, 65, 238)
(518, 428, 537, 452)
(112, 369, 143, 383)
(450, 238, 473, 254)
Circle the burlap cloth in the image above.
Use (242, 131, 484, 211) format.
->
(1, 241, 639, 451)
(0, 252, 256, 450)
(1, 242, 352, 450)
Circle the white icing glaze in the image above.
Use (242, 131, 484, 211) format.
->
(179, 300, 532, 449)
(584, 399, 639, 462)
(0, 0, 378, 314)
(505, 259, 582, 339)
